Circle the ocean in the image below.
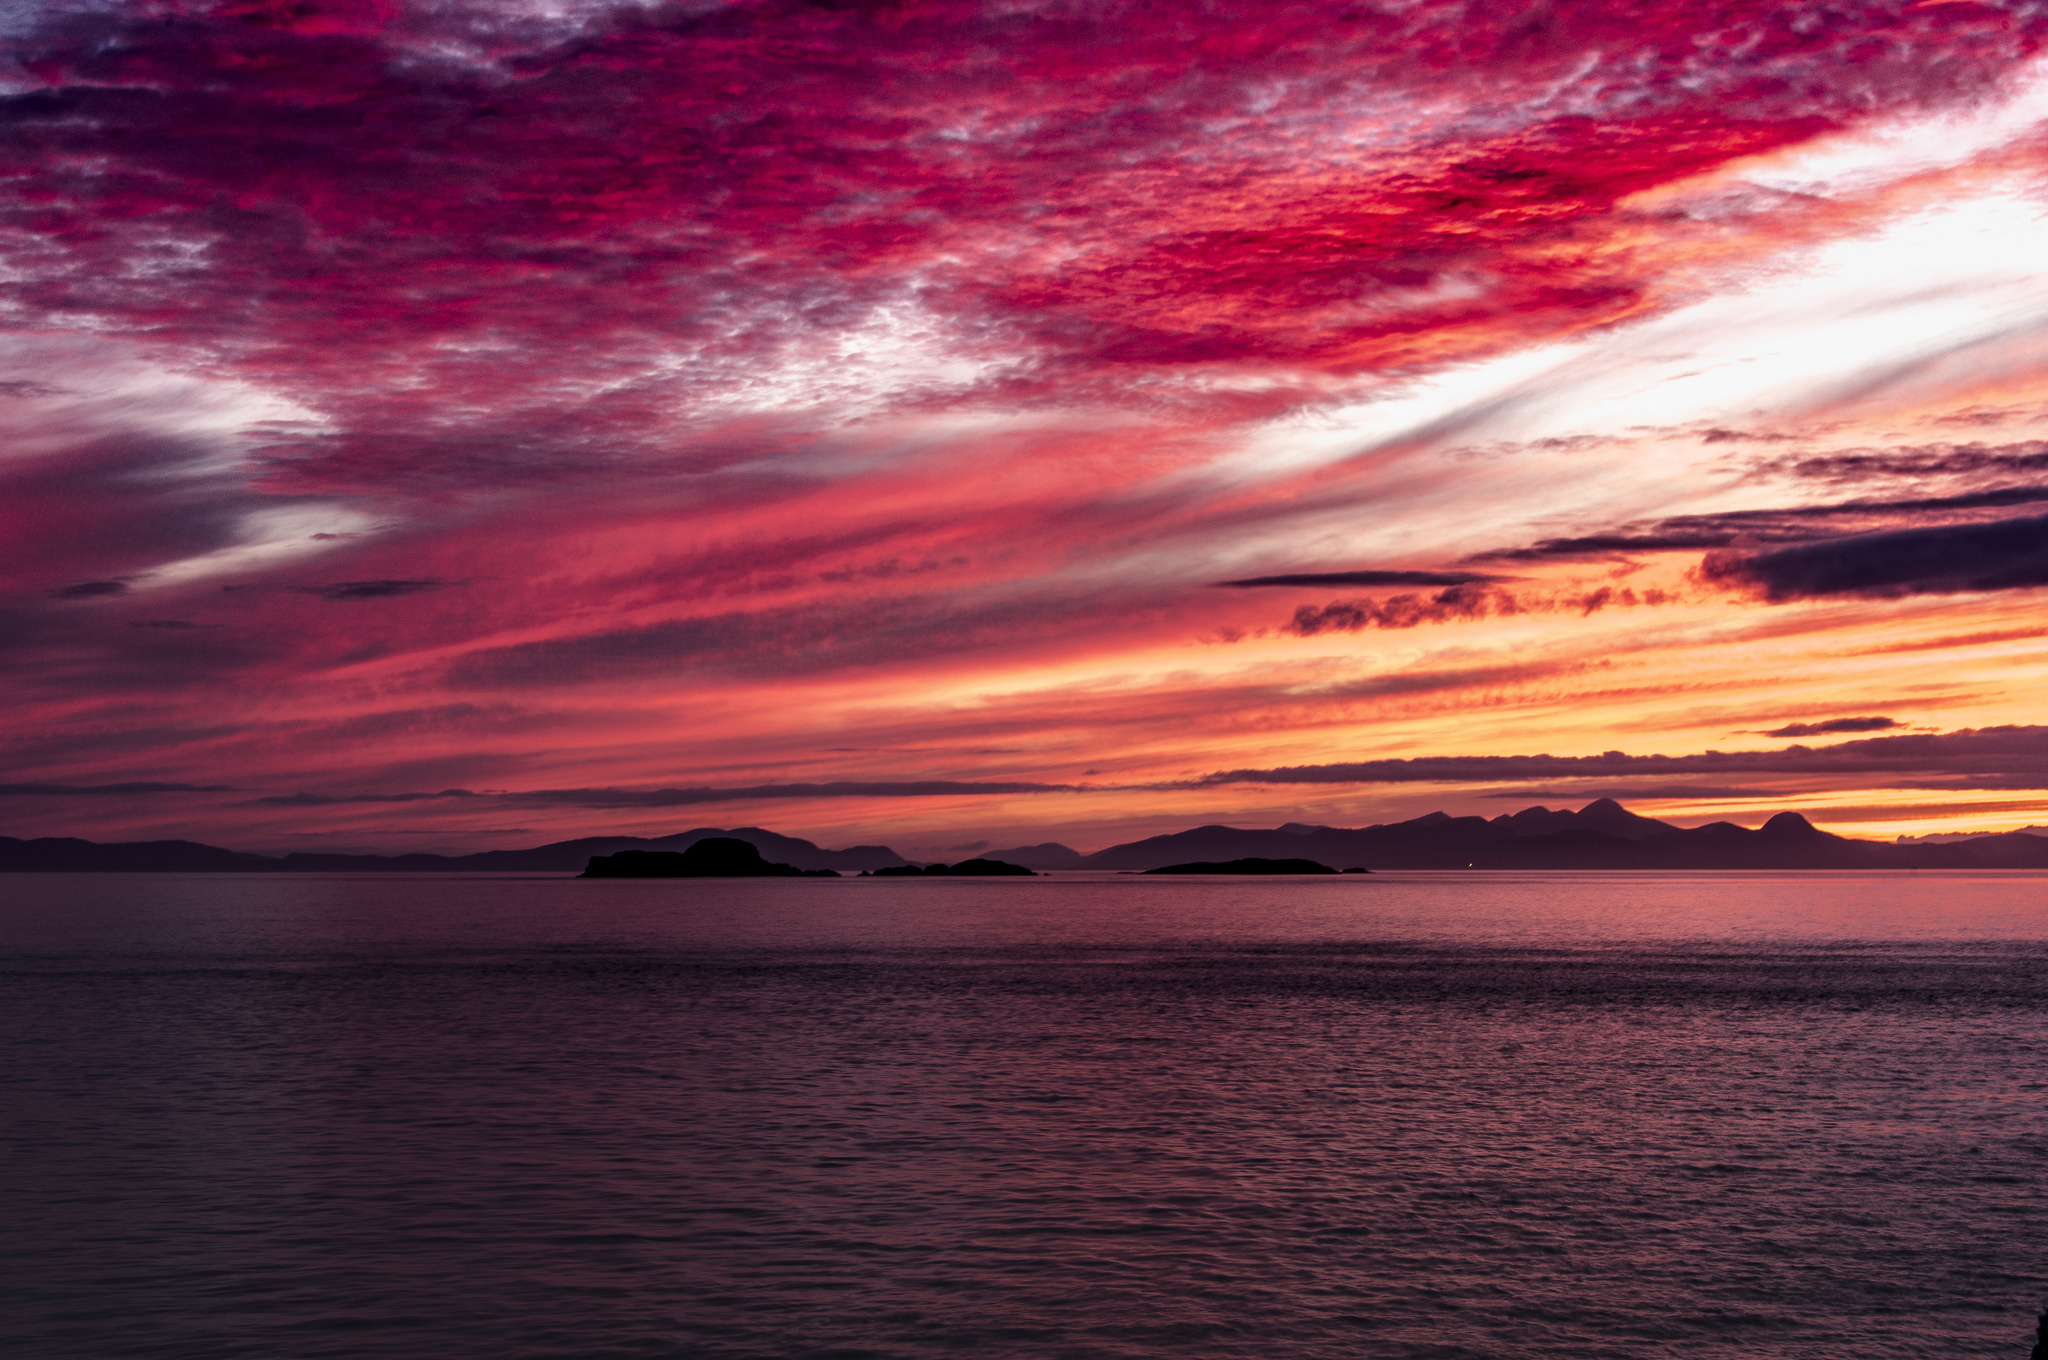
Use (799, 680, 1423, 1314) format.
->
(3, 870, 2046, 1358)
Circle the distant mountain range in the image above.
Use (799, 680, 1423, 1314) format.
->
(1895, 824, 2048, 844)
(1065, 800, 2048, 870)
(5, 800, 2048, 872)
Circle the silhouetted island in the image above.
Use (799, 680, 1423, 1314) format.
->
(582, 838, 840, 878)
(1144, 857, 1339, 874)
(863, 858, 1036, 876)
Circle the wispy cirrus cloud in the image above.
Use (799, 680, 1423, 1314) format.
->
(249, 781, 1079, 809)
(0, 781, 237, 796)
(1769, 440, 2048, 484)
(1216, 570, 1502, 589)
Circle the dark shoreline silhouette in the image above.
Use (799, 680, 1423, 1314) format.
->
(1144, 857, 1340, 875)
(581, 838, 840, 879)
(864, 858, 1035, 877)
(6, 799, 2048, 873)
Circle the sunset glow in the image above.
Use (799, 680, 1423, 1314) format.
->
(6, 0, 2048, 855)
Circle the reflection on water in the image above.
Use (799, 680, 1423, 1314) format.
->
(4, 873, 2047, 1358)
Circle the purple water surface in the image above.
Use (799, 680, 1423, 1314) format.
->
(4, 872, 2046, 1358)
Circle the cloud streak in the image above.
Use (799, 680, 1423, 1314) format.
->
(1194, 726, 2048, 790)
(1218, 571, 1501, 589)
(252, 781, 1078, 809)
(0, 782, 237, 796)
(1761, 717, 1900, 738)
(1, 0, 2047, 847)
(1285, 583, 1671, 635)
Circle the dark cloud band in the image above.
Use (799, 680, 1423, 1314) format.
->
(1193, 725, 2048, 788)
(1474, 487, 2048, 564)
(1704, 513, 2048, 601)
(1762, 717, 1898, 737)
(302, 580, 450, 601)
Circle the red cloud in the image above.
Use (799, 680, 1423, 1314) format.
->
(4, 0, 2048, 847)
(5, 0, 2040, 486)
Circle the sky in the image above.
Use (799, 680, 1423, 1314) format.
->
(4, 0, 2048, 856)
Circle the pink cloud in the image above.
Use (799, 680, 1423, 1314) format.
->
(4, 0, 2048, 847)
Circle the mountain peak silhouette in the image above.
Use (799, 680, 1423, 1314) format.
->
(1761, 811, 1822, 838)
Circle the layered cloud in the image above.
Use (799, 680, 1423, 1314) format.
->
(1, 0, 2047, 849)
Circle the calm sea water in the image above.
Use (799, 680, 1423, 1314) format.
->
(4, 871, 2047, 1359)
